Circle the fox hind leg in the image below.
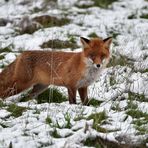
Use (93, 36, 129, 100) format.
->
(29, 83, 48, 99)
(68, 87, 76, 104)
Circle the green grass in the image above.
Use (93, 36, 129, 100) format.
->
(111, 102, 122, 111)
(127, 101, 138, 110)
(33, 15, 70, 28)
(128, 92, 148, 102)
(40, 39, 78, 49)
(109, 75, 116, 86)
(0, 55, 5, 60)
(0, 100, 26, 118)
(50, 113, 72, 129)
(140, 14, 148, 19)
(89, 98, 103, 107)
(51, 128, 61, 138)
(83, 136, 128, 148)
(128, 14, 137, 19)
(18, 15, 70, 35)
(46, 116, 52, 125)
(64, 112, 72, 129)
(74, 109, 86, 121)
(133, 119, 147, 127)
(107, 55, 134, 67)
(76, 0, 118, 9)
(92, 0, 118, 9)
(135, 125, 148, 135)
(126, 109, 148, 119)
(84, 137, 102, 148)
(140, 69, 148, 73)
(108, 30, 120, 39)
(7, 104, 27, 117)
(0, 45, 13, 53)
(88, 32, 98, 38)
(19, 94, 32, 102)
(0, 100, 6, 108)
(87, 111, 108, 132)
(0, 122, 9, 128)
(36, 88, 67, 104)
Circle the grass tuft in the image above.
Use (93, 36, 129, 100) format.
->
(0, 55, 5, 60)
(64, 112, 72, 129)
(51, 128, 61, 138)
(88, 32, 98, 38)
(0, 100, 6, 108)
(76, 0, 118, 9)
(46, 116, 52, 125)
(107, 55, 134, 67)
(36, 88, 67, 104)
(128, 92, 148, 102)
(33, 15, 70, 28)
(40, 39, 78, 49)
(92, 0, 118, 9)
(89, 98, 103, 107)
(0, 45, 13, 53)
(84, 137, 102, 147)
(126, 109, 148, 119)
(7, 104, 26, 117)
(87, 111, 108, 132)
(140, 14, 148, 19)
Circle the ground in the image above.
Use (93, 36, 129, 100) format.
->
(0, 0, 148, 147)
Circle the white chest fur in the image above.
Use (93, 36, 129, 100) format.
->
(76, 58, 103, 88)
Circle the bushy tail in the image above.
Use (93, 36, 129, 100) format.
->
(0, 61, 17, 99)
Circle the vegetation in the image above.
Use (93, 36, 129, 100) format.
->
(92, 0, 118, 9)
(0, 100, 6, 108)
(107, 55, 134, 67)
(36, 88, 67, 104)
(128, 92, 148, 102)
(83, 136, 130, 148)
(76, 0, 118, 9)
(46, 116, 52, 125)
(109, 75, 116, 86)
(33, 15, 70, 28)
(63, 112, 72, 129)
(87, 111, 108, 132)
(0, 45, 13, 53)
(88, 32, 98, 38)
(0, 54, 5, 60)
(126, 109, 148, 119)
(84, 137, 102, 148)
(140, 14, 148, 19)
(51, 128, 61, 138)
(40, 39, 78, 49)
(7, 104, 27, 117)
(89, 98, 103, 107)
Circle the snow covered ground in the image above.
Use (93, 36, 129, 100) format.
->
(0, 0, 148, 147)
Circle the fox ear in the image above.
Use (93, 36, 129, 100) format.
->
(103, 37, 112, 49)
(80, 37, 90, 48)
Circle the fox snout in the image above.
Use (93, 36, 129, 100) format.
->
(86, 57, 109, 69)
(96, 64, 100, 68)
(86, 57, 102, 69)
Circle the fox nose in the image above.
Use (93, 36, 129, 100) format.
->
(96, 64, 100, 68)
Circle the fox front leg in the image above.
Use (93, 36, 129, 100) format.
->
(78, 87, 89, 105)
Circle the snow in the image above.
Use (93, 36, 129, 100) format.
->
(0, 0, 148, 147)
(0, 109, 11, 118)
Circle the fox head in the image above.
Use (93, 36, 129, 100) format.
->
(80, 37, 112, 69)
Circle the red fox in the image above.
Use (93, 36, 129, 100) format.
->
(0, 37, 112, 105)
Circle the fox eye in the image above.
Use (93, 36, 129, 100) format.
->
(101, 55, 105, 60)
(89, 54, 95, 60)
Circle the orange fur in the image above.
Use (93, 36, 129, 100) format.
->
(0, 37, 112, 105)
